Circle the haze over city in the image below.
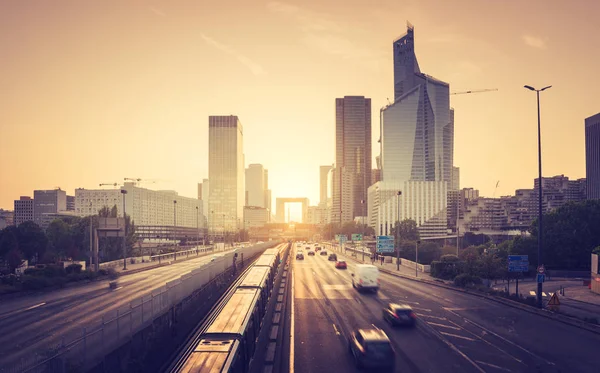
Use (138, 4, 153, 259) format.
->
(2, 0, 599, 218)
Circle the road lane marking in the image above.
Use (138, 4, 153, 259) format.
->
(378, 291, 390, 300)
(416, 313, 447, 320)
(475, 361, 513, 372)
(411, 306, 432, 312)
(446, 309, 556, 366)
(290, 266, 295, 373)
(24, 302, 46, 311)
(401, 300, 420, 305)
(322, 284, 352, 290)
(427, 322, 462, 330)
(332, 323, 341, 335)
(439, 331, 477, 341)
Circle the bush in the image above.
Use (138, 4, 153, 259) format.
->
(454, 273, 482, 287)
(431, 260, 462, 280)
(42, 265, 66, 278)
(440, 254, 460, 263)
(65, 264, 82, 274)
(0, 274, 19, 286)
(23, 267, 43, 276)
(98, 269, 109, 276)
(0, 284, 19, 295)
(21, 276, 51, 290)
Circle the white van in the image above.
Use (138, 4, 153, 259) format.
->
(351, 264, 380, 293)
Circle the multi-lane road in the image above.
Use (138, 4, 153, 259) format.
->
(291, 245, 600, 373)
(0, 251, 227, 369)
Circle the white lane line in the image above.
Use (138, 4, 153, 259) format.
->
(114, 287, 123, 291)
(476, 361, 513, 372)
(411, 306, 432, 312)
(378, 291, 390, 300)
(332, 324, 341, 335)
(446, 309, 556, 366)
(24, 302, 46, 311)
(416, 313, 447, 321)
(290, 265, 295, 373)
(439, 331, 477, 342)
(427, 322, 462, 330)
(401, 300, 421, 305)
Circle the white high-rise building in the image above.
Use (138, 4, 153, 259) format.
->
(209, 115, 245, 234)
(75, 183, 203, 229)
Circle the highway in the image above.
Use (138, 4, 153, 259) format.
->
(291, 245, 600, 373)
(0, 251, 229, 369)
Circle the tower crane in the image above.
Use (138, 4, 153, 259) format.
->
(124, 177, 157, 186)
(451, 88, 498, 95)
(99, 183, 118, 188)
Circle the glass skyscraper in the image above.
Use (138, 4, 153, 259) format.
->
(382, 24, 454, 185)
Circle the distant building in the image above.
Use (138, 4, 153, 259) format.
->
(209, 115, 245, 233)
(333, 96, 371, 224)
(306, 205, 329, 226)
(33, 189, 67, 229)
(75, 189, 122, 216)
(320, 165, 333, 206)
(243, 206, 269, 229)
(371, 169, 382, 186)
(66, 195, 75, 211)
(14, 196, 34, 226)
(0, 209, 14, 229)
(451, 167, 460, 191)
(246, 164, 267, 208)
(198, 179, 209, 227)
(586, 112, 600, 199)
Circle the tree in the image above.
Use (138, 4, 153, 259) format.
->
(46, 219, 74, 261)
(477, 252, 503, 283)
(416, 242, 442, 265)
(17, 221, 48, 263)
(6, 249, 23, 272)
(394, 219, 419, 242)
(0, 226, 19, 261)
(459, 246, 481, 275)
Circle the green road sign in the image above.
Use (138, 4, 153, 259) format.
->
(352, 234, 363, 241)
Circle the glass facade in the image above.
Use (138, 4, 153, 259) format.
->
(208, 116, 245, 233)
(586, 113, 600, 199)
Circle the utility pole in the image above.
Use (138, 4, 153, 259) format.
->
(89, 202, 93, 270)
(396, 191, 402, 270)
(415, 240, 420, 278)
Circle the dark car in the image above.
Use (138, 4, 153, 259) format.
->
(335, 260, 347, 269)
(305, 246, 311, 250)
(315, 247, 321, 252)
(383, 303, 416, 326)
(328, 253, 337, 261)
(308, 251, 316, 256)
(320, 250, 328, 256)
(348, 328, 395, 371)
(296, 252, 304, 260)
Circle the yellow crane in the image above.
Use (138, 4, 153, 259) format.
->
(451, 88, 498, 95)
(99, 183, 118, 188)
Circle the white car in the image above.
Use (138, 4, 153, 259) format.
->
(351, 264, 380, 293)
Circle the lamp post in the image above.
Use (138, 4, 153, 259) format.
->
(89, 202, 93, 270)
(361, 199, 365, 262)
(120, 189, 128, 270)
(524, 84, 552, 309)
(196, 206, 199, 247)
(396, 191, 402, 271)
(415, 240, 420, 278)
(173, 200, 177, 244)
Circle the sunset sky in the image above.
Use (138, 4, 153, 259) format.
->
(1, 0, 599, 220)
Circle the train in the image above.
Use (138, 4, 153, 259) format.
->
(175, 243, 287, 373)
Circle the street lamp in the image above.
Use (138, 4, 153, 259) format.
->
(361, 199, 365, 262)
(196, 206, 199, 247)
(120, 189, 128, 270)
(524, 84, 552, 309)
(173, 200, 177, 244)
(396, 191, 402, 271)
(415, 240, 420, 278)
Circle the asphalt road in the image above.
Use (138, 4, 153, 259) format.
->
(291, 245, 600, 373)
(0, 251, 228, 370)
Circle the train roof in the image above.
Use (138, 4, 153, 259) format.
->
(239, 266, 270, 288)
(180, 338, 238, 373)
(205, 288, 260, 335)
(254, 254, 277, 267)
(263, 248, 280, 256)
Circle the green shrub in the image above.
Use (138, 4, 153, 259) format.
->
(22, 276, 51, 290)
(431, 260, 462, 280)
(65, 264, 82, 274)
(454, 273, 482, 287)
(107, 268, 119, 280)
(0, 274, 19, 286)
(42, 265, 66, 278)
(440, 254, 460, 262)
(23, 267, 43, 276)
(0, 284, 19, 294)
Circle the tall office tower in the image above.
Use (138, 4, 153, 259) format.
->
(209, 116, 245, 233)
(33, 189, 67, 227)
(451, 166, 460, 191)
(332, 96, 372, 224)
(263, 169, 271, 215)
(320, 165, 333, 205)
(383, 23, 453, 184)
(198, 179, 209, 226)
(246, 164, 266, 207)
(586, 112, 600, 199)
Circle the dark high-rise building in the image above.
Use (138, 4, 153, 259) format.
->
(586, 112, 600, 199)
(333, 96, 371, 223)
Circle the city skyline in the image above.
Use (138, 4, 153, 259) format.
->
(1, 0, 598, 222)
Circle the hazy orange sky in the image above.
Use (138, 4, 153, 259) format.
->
(1, 0, 599, 219)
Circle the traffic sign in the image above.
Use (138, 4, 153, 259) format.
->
(508, 255, 529, 272)
(537, 265, 546, 274)
(376, 236, 395, 253)
(547, 293, 560, 306)
(352, 233, 363, 242)
(537, 273, 545, 283)
(338, 234, 348, 244)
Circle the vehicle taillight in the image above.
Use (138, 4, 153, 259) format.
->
(410, 312, 416, 319)
(377, 279, 380, 284)
(359, 279, 363, 284)
(392, 313, 399, 319)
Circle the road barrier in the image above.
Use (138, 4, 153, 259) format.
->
(325, 243, 430, 273)
(1, 242, 278, 373)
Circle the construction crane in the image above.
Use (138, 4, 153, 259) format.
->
(124, 177, 157, 186)
(451, 88, 498, 95)
(99, 183, 118, 188)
